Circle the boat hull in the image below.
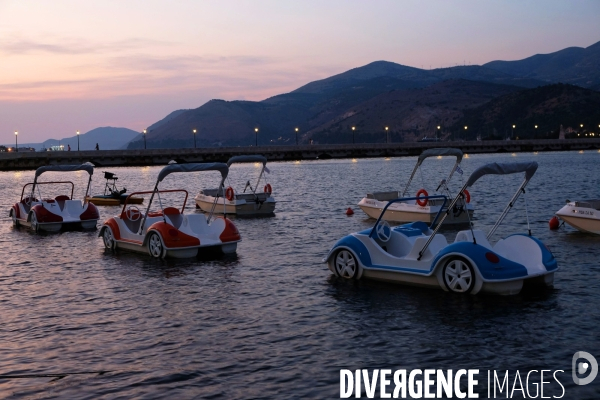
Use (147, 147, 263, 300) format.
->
(358, 197, 473, 225)
(556, 202, 600, 234)
(195, 194, 276, 216)
(16, 219, 97, 232)
(87, 195, 143, 206)
(113, 240, 235, 258)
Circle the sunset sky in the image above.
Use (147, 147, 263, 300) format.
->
(1, 0, 599, 143)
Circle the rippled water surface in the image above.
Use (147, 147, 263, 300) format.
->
(0, 151, 599, 399)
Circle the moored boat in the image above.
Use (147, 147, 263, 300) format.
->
(87, 171, 143, 206)
(326, 161, 557, 295)
(9, 164, 100, 232)
(99, 162, 241, 258)
(555, 199, 600, 234)
(358, 148, 474, 225)
(195, 155, 276, 216)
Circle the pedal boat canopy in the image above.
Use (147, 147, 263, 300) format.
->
(34, 164, 94, 182)
(416, 148, 463, 164)
(464, 161, 538, 187)
(156, 162, 228, 183)
(226, 155, 267, 167)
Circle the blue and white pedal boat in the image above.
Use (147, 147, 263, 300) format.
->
(325, 162, 558, 295)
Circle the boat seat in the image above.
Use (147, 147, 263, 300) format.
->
(122, 216, 142, 233)
(64, 200, 83, 216)
(454, 230, 493, 250)
(406, 234, 448, 260)
(188, 214, 208, 234)
(55, 195, 70, 211)
(384, 232, 416, 258)
(120, 209, 143, 233)
(20, 197, 37, 214)
(163, 207, 183, 229)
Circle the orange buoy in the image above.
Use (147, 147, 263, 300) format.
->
(462, 189, 471, 203)
(225, 186, 235, 201)
(549, 216, 560, 230)
(346, 207, 354, 216)
(416, 188, 429, 207)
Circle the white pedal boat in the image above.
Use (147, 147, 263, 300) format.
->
(327, 162, 558, 295)
(10, 164, 99, 232)
(195, 155, 275, 216)
(99, 162, 241, 258)
(358, 148, 474, 224)
(555, 199, 600, 234)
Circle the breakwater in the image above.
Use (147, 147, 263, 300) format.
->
(1, 138, 599, 170)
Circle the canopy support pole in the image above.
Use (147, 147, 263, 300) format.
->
(84, 174, 92, 200)
(417, 182, 469, 260)
(523, 188, 531, 236)
(208, 176, 227, 224)
(253, 166, 265, 196)
(401, 161, 422, 197)
(487, 178, 530, 240)
(138, 181, 159, 234)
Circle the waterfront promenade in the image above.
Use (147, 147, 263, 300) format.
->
(1, 138, 599, 171)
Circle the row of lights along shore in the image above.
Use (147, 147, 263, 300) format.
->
(10, 123, 600, 152)
(10, 130, 81, 152)
(173, 124, 599, 147)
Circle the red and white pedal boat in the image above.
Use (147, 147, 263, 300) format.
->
(99, 162, 241, 258)
(10, 164, 99, 232)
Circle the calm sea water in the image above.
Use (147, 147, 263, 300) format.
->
(0, 151, 599, 399)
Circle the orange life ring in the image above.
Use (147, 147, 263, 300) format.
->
(462, 189, 471, 203)
(416, 188, 429, 207)
(264, 183, 272, 194)
(225, 186, 235, 201)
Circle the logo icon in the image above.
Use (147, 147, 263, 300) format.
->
(572, 351, 598, 385)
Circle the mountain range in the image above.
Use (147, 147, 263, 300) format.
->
(42, 127, 140, 151)
(125, 40, 600, 148)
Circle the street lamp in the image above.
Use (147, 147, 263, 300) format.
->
(512, 124, 515, 139)
(352, 126, 356, 144)
(193, 129, 197, 148)
(76, 131, 80, 151)
(14, 131, 18, 152)
(385, 126, 389, 143)
(255, 128, 258, 147)
(464, 126, 467, 141)
(437, 125, 441, 140)
(143, 129, 147, 149)
(534, 125, 538, 140)
(295, 127, 299, 145)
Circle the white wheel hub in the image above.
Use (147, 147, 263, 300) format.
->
(30, 213, 38, 231)
(103, 228, 115, 249)
(444, 259, 473, 293)
(148, 233, 164, 258)
(335, 250, 357, 279)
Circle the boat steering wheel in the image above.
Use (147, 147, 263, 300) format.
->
(376, 220, 392, 242)
(126, 205, 141, 221)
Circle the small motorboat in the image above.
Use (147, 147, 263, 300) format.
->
(325, 161, 558, 295)
(555, 199, 600, 234)
(194, 155, 275, 216)
(87, 171, 143, 206)
(358, 148, 474, 224)
(9, 164, 100, 232)
(99, 162, 241, 258)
